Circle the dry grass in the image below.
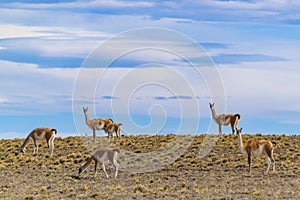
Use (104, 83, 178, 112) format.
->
(0, 134, 299, 199)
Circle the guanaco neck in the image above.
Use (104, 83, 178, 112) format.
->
(84, 110, 91, 126)
(20, 134, 32, 150)
(237, 133, 246, 152)
(210, 106, 219, 121)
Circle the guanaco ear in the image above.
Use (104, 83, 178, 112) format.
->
(235, 128, 242, 133)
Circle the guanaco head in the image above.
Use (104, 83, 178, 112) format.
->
(15, 147, 24, 156)
(83, 107, 88, 113)
(236, 127, 242, 135)
(209, 102, 215, 109)
(19, 147, 25, 153)
(103, 118, 113, 129)
(78, 165, 83, 175)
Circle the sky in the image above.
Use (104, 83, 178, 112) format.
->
(1, 0, 300, 139)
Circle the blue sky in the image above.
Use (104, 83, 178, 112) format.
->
(1, 0, 300, 138)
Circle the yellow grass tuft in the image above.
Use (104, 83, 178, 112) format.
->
(39, 185, 47, 195)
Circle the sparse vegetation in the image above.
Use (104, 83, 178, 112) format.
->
(0, 134, 299, 199)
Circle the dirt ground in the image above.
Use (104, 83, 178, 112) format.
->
(0, 134, 299, 199)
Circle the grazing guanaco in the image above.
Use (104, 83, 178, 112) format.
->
(78, 148, 120, 178)
(209, 103, 240, 135)
(83, 107, 113, 142)
(104, 123, 122, 142)
(236, 128, 276, 173)
(19, 127, 57, 155)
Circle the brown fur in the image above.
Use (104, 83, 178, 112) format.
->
(236, 128, 276, 173)
(104, 123, 122, 142)
(20, 127, 57, 155)
(209, 103, 240, 135)
(78, 148, 120, 178)
(83, 107, 114, 142)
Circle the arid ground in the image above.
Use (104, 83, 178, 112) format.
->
(0, 133, 299, 199)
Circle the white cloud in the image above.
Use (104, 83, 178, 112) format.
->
(0, 23, 110, 41)
(0, 60, 78, 114)
(0, 97, 8, 104)
(193, 0, 300, 10)
(3, 0, 154, 9)
(0, 23, 112, 58)
(0, 24, 61, 40)
(0, 24, 111, 40)
(2, 55, 298, 120)
(0, 58, 205, 118)
(219, 61, 300, 118)
(2, 0, 300, 26)
(158, 0, 300, 24)
(0, 131, 27, 139)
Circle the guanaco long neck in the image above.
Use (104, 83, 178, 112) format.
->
(237, 133, 246, 152)
(210, 107, 219, 121)
(81, 156, 94, 172)
(20, 134, 32, 150)
(84, 111, 91, 126)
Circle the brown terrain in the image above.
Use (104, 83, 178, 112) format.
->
(0, 133, 299, 199)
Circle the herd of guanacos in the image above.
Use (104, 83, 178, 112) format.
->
(15, 103, 277, 178)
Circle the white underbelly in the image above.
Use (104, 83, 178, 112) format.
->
(99, 152, 108, 163)
(252, 146, 264, 156)
(241, 149, 247, 155)
(35, 131, 46, 140)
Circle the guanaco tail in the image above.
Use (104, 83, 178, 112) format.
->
(236, 128, 276, 173)
(83, 107, 113, 142)
(209, 103, 240, 135)
(19, 127, 57, 155)
(78, 148, 120, 178)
